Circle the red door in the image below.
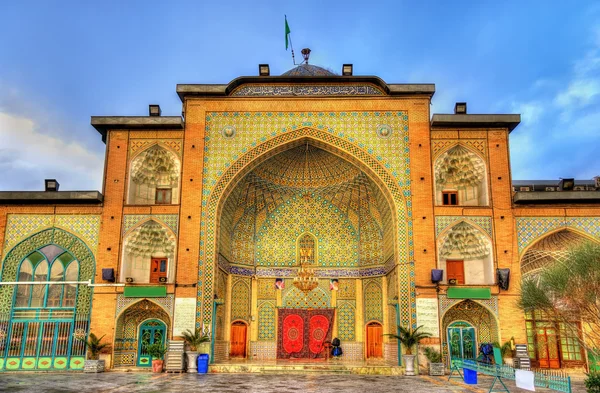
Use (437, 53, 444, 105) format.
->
(447, 260, 465, 284)
(366, 323, 383, 358)
(536, 325, 560, 368)
(230, 322, 247, 358)
(149, 258, 167, 283)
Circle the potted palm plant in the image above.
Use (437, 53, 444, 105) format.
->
(500, 339, 515, 366)
(80, 333, 110, 373)
(423, 346, 444, 376)
(181, 328, 211, 373)
(387, 325, 431, 376)
(145, 342, 167, 373)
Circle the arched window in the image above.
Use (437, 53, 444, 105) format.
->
(14, 248, 80, 309)
(298, 233, 316, 265)
(127, 145, 181, 205)
(121, 220, 176, 284)
(434, 145, 488, 206)
(438, 222, 493, 285)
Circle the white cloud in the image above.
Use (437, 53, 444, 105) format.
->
(511, 101, 544, 126)
(0, 111, 104, 191)
(554, 79, 600, 108)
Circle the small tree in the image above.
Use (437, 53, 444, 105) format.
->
(145, 343, 168, 360)
(519, 241, 600, 358)
(80, 333, 110, 360)
(181, 328, 210, 352)
(386, 325, 431, 355)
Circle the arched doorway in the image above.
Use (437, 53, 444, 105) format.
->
(230, 321, 248, 358)
(137, 319, 166, 367)
(447, 322, 476, 360)
(366, 322, 383, 358)
(201, 126, 412, 334)
(442, 300, 499, 362)
(113, 300, 170, 368)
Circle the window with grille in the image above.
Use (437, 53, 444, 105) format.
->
(155, 188, 172, 204)
(442, 191, 458, 206)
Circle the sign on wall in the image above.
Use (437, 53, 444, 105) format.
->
(173, 298, 197, 337)
(416, 298, 440, 337)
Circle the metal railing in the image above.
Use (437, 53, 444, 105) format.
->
(451, 359, 572, 393)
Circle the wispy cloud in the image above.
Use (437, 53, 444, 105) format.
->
(508, 24, 600, 180)
(0, 110, 104, 191)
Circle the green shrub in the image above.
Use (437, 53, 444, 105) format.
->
(423, 347, 442, 363)
(586, 372, 600, 393)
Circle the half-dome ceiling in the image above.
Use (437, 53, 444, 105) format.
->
(281, 64, 336, 77)
(252, 144, 359, 189)
(218, 144, 395, 268)
(521, 229, 589, 275)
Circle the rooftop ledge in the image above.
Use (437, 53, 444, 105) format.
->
(0, 191, 103, 204)
(514, 191, 600, 204)
(176, 76, 436, 100)
(91, 116, 184, 143)
(431, 114, 521, 132)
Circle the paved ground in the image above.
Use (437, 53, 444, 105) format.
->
(0, 372, 586, 393)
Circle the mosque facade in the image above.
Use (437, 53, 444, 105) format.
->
(0, 61, 599, 372)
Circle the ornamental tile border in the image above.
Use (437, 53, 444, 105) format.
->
(435, 216, 493, 238)
(228, 266, 388, 278)
(438, 295, 499, 318)
(3, 214, 101, 256)
(122, 214, 179, 235)
(230, 84, 385, 97)
(115, 294, 175, 317)
(516, 217, 600, 253)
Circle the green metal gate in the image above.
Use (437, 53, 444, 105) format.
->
(448, 322, 476, 360)
(0, 239, 94, 371)
(137, 320, 166, 367)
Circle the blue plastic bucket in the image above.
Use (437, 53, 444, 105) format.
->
(197, 354, 209, 374)
(463, 367, 477, 384)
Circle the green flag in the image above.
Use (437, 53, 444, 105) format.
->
(285, 16, 291, 50)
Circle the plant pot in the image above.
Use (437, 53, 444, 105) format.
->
(84, 359, 105, 373)
(429, 362, 445, 376)
(502, 357, 514, 367)
(186, 352, 199, 373)
(403, 354, 416, 376)
(152, 359, 164, 373)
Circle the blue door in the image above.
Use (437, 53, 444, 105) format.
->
(136, 320, 166, 367)
(447, 322, 476, 360)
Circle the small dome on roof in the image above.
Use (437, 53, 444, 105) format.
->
(281, 64, 336, 77)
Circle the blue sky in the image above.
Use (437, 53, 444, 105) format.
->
(1, 0, 599, 191)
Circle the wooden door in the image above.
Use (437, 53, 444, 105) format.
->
(149, 258, 168, 283)
(366, 323, 383, 358)
(536, 325, 560, 368)
(446, 260, 465, 284)
(230, 322, 247, 358)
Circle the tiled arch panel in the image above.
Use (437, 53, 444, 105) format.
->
(199, 120, 415, 329)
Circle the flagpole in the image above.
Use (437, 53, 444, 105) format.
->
(285, 15, 297, 65)
(289, 34, 297, 65)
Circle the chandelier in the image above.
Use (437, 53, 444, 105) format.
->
(293, 245, 319, 294)
(293, 142, 319, 294)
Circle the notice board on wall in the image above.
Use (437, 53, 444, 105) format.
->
(416, 298, 440, 337)
(173, 298, 197, 337)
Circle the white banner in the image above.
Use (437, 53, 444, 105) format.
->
(515, 369, 536, 391)
(172, 297, 197, 337)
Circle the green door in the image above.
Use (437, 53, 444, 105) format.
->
(448, 322, 476, 360)
(137, 320, 166, 367)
